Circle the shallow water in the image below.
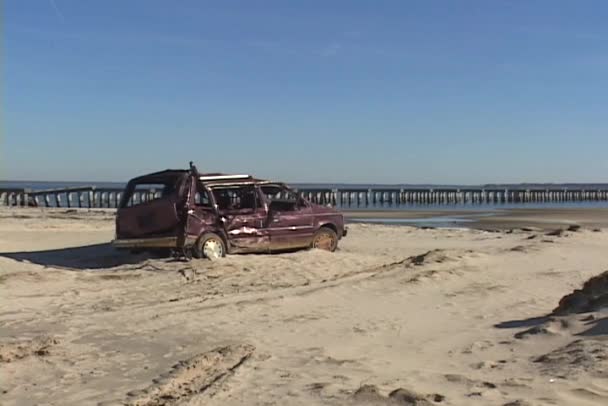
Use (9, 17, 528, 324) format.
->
(340, 201, 608, 211)
(347, 216, 476, 228)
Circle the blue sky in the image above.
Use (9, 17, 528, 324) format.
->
(3, 1, 608, 184)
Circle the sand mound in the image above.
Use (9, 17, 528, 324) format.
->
(351, 384, 443, 405)
(552, 271, 608, 315)
(125, 344, 254, 406)
(533, 339, 608, 378)
(0, 336, 58, 363)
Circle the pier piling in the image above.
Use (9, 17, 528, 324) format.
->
(1, 185, 608, 209)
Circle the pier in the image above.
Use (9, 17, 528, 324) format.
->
(0, 187, 132, 209)
(298, 188, 608, 207)
(2, 186, 608, 209)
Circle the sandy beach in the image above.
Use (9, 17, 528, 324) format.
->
(1, 207, 607, 405)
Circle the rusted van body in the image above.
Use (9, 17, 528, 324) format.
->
(113, 165, 347, 258)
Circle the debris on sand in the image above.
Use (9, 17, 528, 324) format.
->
(510, 244, 541, 253)
(552, 271, 608, 315)
(503, 401, 532, 406)
(352, 384, 442, 405)
(520, 227, 541, 232)
(567, 224, 582, 232)
(545, 229, 565, 237)
(514, 318, 569, 339)
(409, 250, 449, 266)
(408, 249, 462, 266)
(0, 336, 58, 363)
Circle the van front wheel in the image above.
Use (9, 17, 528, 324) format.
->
(311, 227, 338, 252)
(193, 233, 226, 260)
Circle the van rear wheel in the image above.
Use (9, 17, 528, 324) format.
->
(311, 227, 338, 252)
(193, 233, 226, 260)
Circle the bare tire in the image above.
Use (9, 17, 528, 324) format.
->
(193, 233, 226, 260)
(311, 227, 339, 252)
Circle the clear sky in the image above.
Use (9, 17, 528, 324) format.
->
(3, 1, 608, 184)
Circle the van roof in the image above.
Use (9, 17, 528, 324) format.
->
(200, 174, 272, 187)
(128, 169, 188, 184)
(128, 169, 273, 187)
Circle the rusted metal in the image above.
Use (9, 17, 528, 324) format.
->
(112, 236, 195, 249)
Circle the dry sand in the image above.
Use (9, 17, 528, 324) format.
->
(1, 208, 607, 405)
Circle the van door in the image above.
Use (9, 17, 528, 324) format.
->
(212, 185, 270, 252)
(116, 174, 188, 239)
(184, 180, 220, 241)
(262, 185, 314, 250)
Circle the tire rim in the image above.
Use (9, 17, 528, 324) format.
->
(203, 239, 223, 259)
(313, 232, 335, 251)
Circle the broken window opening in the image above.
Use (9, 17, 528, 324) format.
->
(262, 185, 302, 212)
(212, 186, 261, 213)
(123, 183, 177, 208)
(194, 188, 212, 207)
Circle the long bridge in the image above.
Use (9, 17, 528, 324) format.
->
(2, 186, 608, 209)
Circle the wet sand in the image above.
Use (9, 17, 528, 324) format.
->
(344, 208, 608, 230)
(1, 208, 608, 405)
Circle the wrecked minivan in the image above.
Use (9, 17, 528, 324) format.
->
(112, 163, 347, 259)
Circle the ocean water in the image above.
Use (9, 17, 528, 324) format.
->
(0, 181, 126, 191)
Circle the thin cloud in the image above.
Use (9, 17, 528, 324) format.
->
(49, 0, 66, 22)
(514, 25, 605, 41)
(320, 41, 342, 57)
